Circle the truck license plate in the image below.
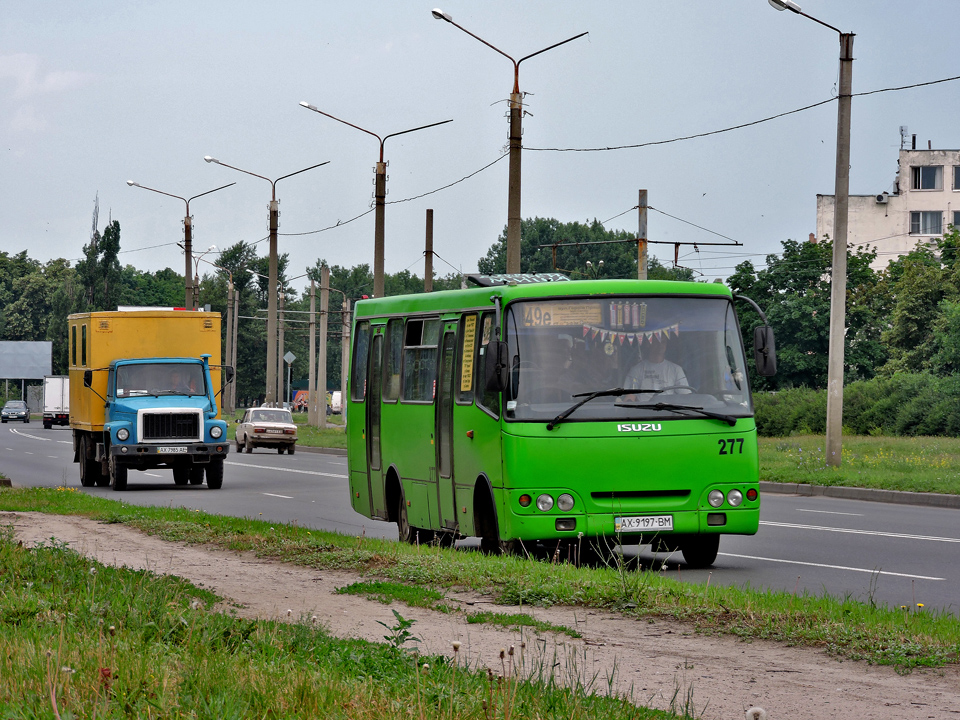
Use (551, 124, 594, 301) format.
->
(157, 446, 188, 454)
(615, 515, 673, 532)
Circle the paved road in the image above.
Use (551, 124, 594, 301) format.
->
(2, 424, 958, 614)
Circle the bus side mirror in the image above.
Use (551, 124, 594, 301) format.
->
(83, 370, 93, 388)
(484, 341, 508, 392)
(754, 326, 777, 377)
(224, 366, 235, 384)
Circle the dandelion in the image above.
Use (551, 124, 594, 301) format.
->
(190, 599, 202, 611)
(508, 645, 514, 657)
(421, 663, 430, 674)
(89, 567, 97, 575)
(286, 609, 293, 618)
(499, 649, 505, 660)
(917, 603, 924, 609)
(452, 641, 461, 652)
(108, 625, 116, 636)
(312, 615, 318, 625)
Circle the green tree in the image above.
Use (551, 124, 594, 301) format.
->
(477, 217, 695, 280)
(76, 220, 123, 311)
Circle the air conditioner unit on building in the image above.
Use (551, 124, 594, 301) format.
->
(876, 194, 888, 204)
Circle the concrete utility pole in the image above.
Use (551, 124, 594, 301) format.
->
(424, 209, 434, 292)
(204, 156, 328, 405)
(299, 102, 451, 298)
(277, 295, 285, 407)
(125, 180, 233, 309)
(431, 9, 586, 274)
(224, 276, 234, 414)
(318, 265, 329, 429)
(230, 289, 239, 413)
(308, 281, 317, 425)
(769, 0, 854, 467)
(638, 189, 648, 280)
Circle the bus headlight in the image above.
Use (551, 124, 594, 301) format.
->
(708, 490, 724, 507)
(536, 494, 554, 512)
(727, 489, 743, 507)
(557, 493, 575, 511)
(210, 426, 223, 439)
(116, 428, 129, 441)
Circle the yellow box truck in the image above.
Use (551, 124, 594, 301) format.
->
(68, 310, 233, 490)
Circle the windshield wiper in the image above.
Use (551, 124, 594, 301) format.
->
(546, 387, 664, 431)
(615, 402, 738, 426)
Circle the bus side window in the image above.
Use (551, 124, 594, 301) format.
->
(475, 312, 499, 418)
(351, 321, 371, 402)
(456, 314, 477, 404)
(401, 317, 440, 403)
(383, 318, 403, 402)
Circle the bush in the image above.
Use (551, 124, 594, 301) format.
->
(754, 373, 960, 437)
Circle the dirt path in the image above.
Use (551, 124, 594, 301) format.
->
(5, 511, 959, 719)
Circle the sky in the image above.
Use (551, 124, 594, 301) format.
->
(2, 1, 959, 295)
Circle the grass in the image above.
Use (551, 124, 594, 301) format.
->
(759, 435, 960, 495)
(2, 487, 959, 674)
(0, 526, 677, 719)
(466, 611, 582, 639)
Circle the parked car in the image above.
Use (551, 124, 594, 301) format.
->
(1, 400, 30, 423)
(235, 407, 298, 454)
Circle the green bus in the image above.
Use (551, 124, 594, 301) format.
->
(346, 275, 776, 567)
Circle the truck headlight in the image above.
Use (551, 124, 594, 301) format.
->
(116, 428, 129, 441)
(210, 426, 223, 439)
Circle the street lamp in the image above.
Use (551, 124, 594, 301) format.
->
(299, 102, 452, 298)
(769, 0, 854, 467)
(431, 9, 587, 274)
(191, 245, 218, 308)
(203, 156, 329, 406)
(125, 180, 235, 309)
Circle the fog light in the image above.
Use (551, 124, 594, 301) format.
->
(555, 518, 576, 531)
(210, 426, 223, 439)
(708, 490, 724, 507)
(518, 494, 532, 508)
(707, 513, 727, 526)
(120, 446, 128, 453)
(746, 488, 758, 502)
(536, 494, 554, 512)
(727, 489, 743, 507)
(557, 493, 575, 511)
(116, 427, 129, 441)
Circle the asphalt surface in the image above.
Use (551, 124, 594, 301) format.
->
(2, 424, 959, 613)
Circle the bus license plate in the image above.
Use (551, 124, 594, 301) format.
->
(615, 515, 673, 532)
(157, 446, 187, 454)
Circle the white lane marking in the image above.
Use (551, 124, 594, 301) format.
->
(47, 456, 58, 459)
(263, 493, 294, 499)
(720, 553, 944, 581)
(760, 520, 960, 544)
(796, 508, 863, 517)
(24, 452, 33, 455)
(10, 429, 51, 442)
(224, 461, 347, 479)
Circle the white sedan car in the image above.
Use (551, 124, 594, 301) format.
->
(235, 407, 298, 454)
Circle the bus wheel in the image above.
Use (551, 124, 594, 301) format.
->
(680, 535, 720, 568)
(396, 497, 433, 545)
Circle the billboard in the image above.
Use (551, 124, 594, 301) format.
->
(0, 341, 52, 379)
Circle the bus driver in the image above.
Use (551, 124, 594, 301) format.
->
(623, 333, 689, 401)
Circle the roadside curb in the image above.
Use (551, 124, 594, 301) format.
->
(759, 481, 960, 509)
(0, 477, 10, 488)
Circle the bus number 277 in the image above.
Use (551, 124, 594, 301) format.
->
(718, 438, 744, 455)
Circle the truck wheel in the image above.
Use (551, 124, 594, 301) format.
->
(189, 467, 205, 485)
(109, 456, 127, 491)
(79, 436, 96, 487)
(287, 444, 296, 455)
(680, 535, 720, 568)
(43, 422, 52, 430)
(206, 458, 224, 490)
(172, 467, 189, 485)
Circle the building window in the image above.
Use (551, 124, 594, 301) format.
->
(911, 166, 942, 190)
(910, 211, 942, 235)
(954, 211, 960, 229)
(954, 166, 960, 190)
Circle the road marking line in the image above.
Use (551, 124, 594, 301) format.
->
(10, 429, 51, 442)
(719, 553, 943, 580)
(796, 508, 863, 516)
(263, 493, 294, 499)
(760, 520, 960, 544)
(224, 461, 347, 479)
(24, 452, 33, 455)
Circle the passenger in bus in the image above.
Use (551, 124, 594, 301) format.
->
(622, 333, 690, 401)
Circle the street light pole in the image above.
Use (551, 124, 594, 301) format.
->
(431, 9, 586, 274)
(299, 102, 451, 298)
(769, 0, 854, 467)
(125, 180, 234, 309)
(204, 156, 329, 405)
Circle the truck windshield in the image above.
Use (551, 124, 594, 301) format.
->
(116, 363, 206, 398)
(503, 296, 752, 423)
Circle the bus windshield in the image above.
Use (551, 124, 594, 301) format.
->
(503, 296, 752, 423)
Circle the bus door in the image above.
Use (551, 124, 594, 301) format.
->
(366, 326, 386, 518)
(435, 322, 458, 530)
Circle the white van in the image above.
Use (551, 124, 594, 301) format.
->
(330, 391, 342, 415)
